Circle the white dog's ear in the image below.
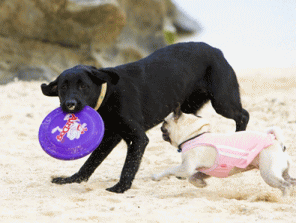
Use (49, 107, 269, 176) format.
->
(173, 104, 182, 121)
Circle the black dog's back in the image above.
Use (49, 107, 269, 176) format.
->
(112, 42, 247, 131)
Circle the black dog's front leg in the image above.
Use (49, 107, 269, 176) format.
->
(52, 130, 122, 185)
(106, 130, 149, 193)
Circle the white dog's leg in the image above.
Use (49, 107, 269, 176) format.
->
(259, 143, 291, 196)
(188, 172, 211, 188)
(152, 155, 198, 181)
(152, 165, 187, 181)
(282, 161, 296, 185)
(153, 146, 216, 182)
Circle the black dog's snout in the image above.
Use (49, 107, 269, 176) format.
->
(65, 100, 77, 110)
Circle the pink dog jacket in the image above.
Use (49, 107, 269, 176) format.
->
(180, 131, 276, 178)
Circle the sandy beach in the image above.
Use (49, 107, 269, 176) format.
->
(1, 68, 296, 222)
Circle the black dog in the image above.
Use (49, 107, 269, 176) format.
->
(41, 42, 249, 193)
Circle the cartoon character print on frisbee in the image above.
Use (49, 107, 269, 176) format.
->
(39, 106, 105, 160)
(51, 113, 88, 142)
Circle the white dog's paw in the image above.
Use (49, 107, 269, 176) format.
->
(189, 175, 207, 188)
(152, 174, 162, 181)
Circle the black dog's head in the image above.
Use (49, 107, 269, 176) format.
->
(41, 65, 119, 113)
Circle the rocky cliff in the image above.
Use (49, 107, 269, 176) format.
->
(0, 0, 201, 84)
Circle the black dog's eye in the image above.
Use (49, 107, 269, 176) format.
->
(61, 85, 67, 90)
(79, 84, 87, 90)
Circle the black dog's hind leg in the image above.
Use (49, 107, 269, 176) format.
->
(236, 108, 249, 131)
(52, 130, 122, 185)
(181, 91, 210, 115)
(210, 97, 249, 132)
(207, 55, 249, 131)
(107, 124, 149, 193)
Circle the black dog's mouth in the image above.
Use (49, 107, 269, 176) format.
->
(61, 99, 84, 113)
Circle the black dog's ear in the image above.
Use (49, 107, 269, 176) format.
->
(173, 104, 182, 121)
(41, 77, 59, 96)
(87, 66, 120, 85)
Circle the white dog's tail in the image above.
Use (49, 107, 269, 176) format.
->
(266, 126, 286, 151)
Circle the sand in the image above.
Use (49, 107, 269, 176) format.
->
(1, 68, 296, 222)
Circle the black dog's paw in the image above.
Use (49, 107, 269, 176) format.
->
(51, 173, 88, 185)
(52, 177, 73, 184)
(106, 182, 131, 193)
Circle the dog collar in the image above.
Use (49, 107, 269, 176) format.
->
(178, 132, 208, 153)
(94, 83, 107, 111)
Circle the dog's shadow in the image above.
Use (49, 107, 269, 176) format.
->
(156, 174, 296, 203)
(157, 188, 293, 203)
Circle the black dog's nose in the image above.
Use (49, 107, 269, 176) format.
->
(65, 100, 77, 111)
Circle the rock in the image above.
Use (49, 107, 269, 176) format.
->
(0, 0, 201, 84)
(15, 66, 53, 82)
(0, 0, 125, 46)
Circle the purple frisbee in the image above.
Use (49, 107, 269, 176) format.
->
(38, 106, 104, 160)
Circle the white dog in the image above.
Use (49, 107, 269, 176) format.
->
(153, 108, 295, 196)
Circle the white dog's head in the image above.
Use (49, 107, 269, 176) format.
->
(161, 106, 211, 147)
